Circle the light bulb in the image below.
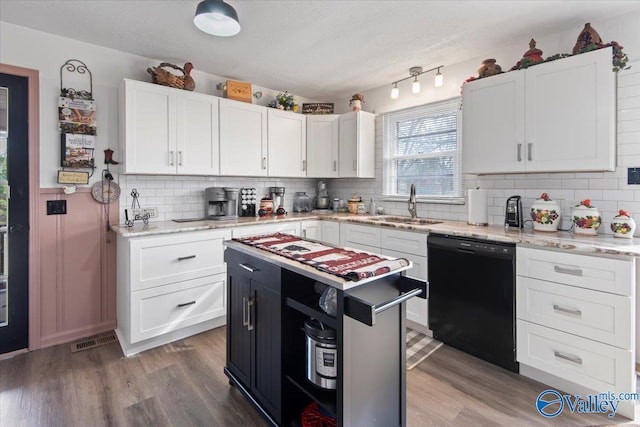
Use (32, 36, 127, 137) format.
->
(435, 70, 444, 87)
(412, 77, 420, 94)
(390, 84, 399, 99)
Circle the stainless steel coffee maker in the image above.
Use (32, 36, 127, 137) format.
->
(205, 187, 239, 220)
(269, 187, 286, 214)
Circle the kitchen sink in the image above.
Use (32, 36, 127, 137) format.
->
(370, 216, 442, 225)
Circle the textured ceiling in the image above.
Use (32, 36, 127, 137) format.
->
(1, 0, 639, 100)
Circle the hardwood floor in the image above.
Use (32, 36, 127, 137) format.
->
(0, 326, 635, 426)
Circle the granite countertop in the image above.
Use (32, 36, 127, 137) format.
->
(112, 213, 640, 258)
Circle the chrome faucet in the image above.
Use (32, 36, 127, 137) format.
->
(408, 183, 417, 219)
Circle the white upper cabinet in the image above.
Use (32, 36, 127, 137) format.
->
(267, 109, 306, 177)
(306, 115, 339, 178)
(119, 79, 219, 175)
(462, 71, 525, 174)
(176, 91, 219, 175)
(338, 111, 375, 178)
(463, 47, 615, 174)
(219, 98, 268, 176)
(120, 79, 175, 174)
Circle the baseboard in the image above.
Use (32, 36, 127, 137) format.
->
(117, 317, 226, 357)
(406, 319, 431, 337)
(39, 321, 117, 349)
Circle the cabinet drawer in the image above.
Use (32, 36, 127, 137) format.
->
(381, 249, 427, 281)
(231, 222, 300, 239)
(380, 229, 427, 256)
(320, 221, 340, 246)
(130, 230, 230, 291)
(344, 224, 380, 248)
(517, 320, 632, 392)
(131, 274, 226, 343)
(516, 247, 634, 296)
(517, 277, 631, 349)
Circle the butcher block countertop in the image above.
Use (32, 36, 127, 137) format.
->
(112, 213, 640, 258)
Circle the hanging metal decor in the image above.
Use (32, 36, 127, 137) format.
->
(58, 59, 96, 177)
(60, 59, 93, 100)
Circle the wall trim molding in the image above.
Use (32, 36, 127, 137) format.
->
(0, 63, 41, 350)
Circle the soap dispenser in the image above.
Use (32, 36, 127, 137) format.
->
(369, 198, 376, 215)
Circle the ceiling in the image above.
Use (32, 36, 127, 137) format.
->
(1, 0, 639, 100)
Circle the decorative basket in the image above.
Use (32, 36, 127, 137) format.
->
(147, 62, 187, 90)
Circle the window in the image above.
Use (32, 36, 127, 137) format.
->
(382, 97, 462, 201)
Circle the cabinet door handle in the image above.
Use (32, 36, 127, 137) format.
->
(302, 159, 306, 172)
(553, 304, 582, 317)
(333, 160, 337, 172)
(170, 150, 175, 166)
(242, 297, 249, 326)
(177, 255, 196, 261)
(177, 300, 196, 308)
(262, 157, 267, 170)
(517, 144, 522, 162)
(553, 265, 583, 276)
(353, 159, 356, 171)
(302, 229, 307, 238)
(553, 350, 582, 365)
(178, 150, 183, 166)
(239, 263, 259, 272)
(247, 298, 254, 331)
(527, 143, 532, 161)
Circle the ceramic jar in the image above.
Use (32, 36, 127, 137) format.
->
(530, 193, 561, 232)
(348, 195, 361, 214)
(571, 199, 601, 235)
(611, 210, 636, 239)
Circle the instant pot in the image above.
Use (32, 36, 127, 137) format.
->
(304, 319, 337, 390)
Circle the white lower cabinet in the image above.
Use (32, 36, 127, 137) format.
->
(131, 275, 225, 343)
(516, 247, 636, 419)
(343, 223, 429, 329)
(300, 220, 321, 240)
(320, 220, 340, 246)
(116, 229, 231, 356)
(231, 221, 301, 239)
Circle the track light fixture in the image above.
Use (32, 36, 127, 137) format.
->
(390, 65, 444, 99)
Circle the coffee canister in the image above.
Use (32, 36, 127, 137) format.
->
(467, 188, 488, 225)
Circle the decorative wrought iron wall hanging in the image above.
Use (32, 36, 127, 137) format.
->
(58, 59, 96, 178)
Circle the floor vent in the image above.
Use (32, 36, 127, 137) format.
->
(70, 332, 118, 353)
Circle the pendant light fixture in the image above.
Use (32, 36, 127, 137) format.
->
(194, 0, 241, 37)
(389, 65, 444, 99)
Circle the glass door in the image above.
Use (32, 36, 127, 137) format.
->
(0, 73, 29, 354)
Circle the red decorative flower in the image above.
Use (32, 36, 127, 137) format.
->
(618, 209, 629, 217)
(580, 199, 592, 208)
(540, 192, 550, 201)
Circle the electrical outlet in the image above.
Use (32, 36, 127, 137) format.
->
(125, 207, 158, 220)
(628, 168, 640, 185)
(47, 200, 67, 215)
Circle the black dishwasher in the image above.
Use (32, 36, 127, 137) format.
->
(428, 234, 518, 373)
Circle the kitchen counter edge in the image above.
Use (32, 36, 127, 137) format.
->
(112, 213, 640, 258)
